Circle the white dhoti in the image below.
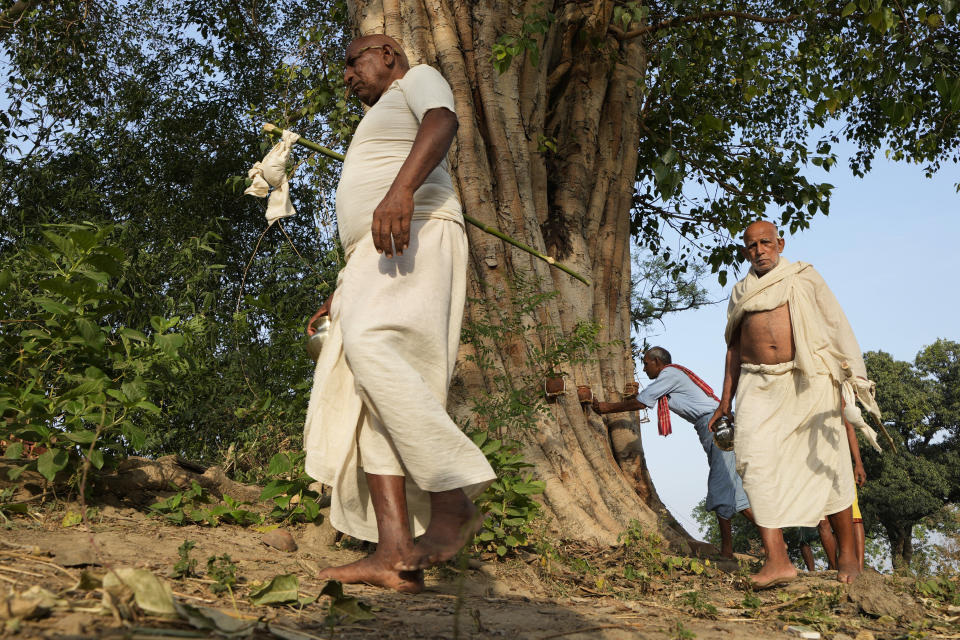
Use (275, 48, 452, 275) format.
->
(303, 219, 496, 542)
(725, 257, 883, 529)
(735, 361, 854, 528)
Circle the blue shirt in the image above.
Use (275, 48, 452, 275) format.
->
(637, 366, 719, 424)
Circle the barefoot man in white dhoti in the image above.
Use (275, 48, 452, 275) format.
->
(303, 35, 495, 593)
(709, 221, 881, 588)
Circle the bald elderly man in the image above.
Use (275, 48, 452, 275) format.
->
(709, 220, 880, 588)
(302, 35, 495, 592)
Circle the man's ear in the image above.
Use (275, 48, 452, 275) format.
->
(381, 44, 396, 68)
(739, 245, 749, 259)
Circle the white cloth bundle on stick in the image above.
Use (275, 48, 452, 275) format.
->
(244, 129, 300, 226)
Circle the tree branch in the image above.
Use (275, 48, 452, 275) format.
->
(0, 0, 41, 30)
(610, 10, 802, 41)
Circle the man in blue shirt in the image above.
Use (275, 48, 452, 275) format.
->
(594, 347, 753, 557)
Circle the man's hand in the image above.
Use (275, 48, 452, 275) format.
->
(592, 399, 610, 414)
(306, 291, 335, 335)
(369, 107, 458, 258)
(854, 461, 867, 487)
(707, 402, 730, 433)
(371, 186, 414, 257)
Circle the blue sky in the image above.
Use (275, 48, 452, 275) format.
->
(636, 152, 959, 537)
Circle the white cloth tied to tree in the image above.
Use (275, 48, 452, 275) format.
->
(725, 258, 880, 528)
(244, 129, 300, 226)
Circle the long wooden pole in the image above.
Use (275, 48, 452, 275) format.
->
(262, 122, 590, 285)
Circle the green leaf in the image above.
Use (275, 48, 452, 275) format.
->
(4, 441, 24, 459)
(64, 430, 97, 444)
(154, 333, 185, 355)
(135, 400, 161, 414)
(88, 448, 105, 470)
(321, 580, 375, 623)
(259, 479, 289, 501)
(119, 328, 148, 342)
(248, 574, 300, 605)
(37, 449, 69, 482)
(36, 297, 72, 315)
(268, 452, 291, 476)
(122, 379, 147, 402)
(7, 465, 28, 481)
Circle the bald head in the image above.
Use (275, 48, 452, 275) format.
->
(344, 35, 410, 106)
(742, 221, 784, 276)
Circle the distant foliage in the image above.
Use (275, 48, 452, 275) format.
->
(0, 0, 347, 471)
(862, 341, 960, 571)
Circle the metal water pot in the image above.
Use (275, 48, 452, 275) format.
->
(306, 316, 330, 362)
(713, 414, 735, 452)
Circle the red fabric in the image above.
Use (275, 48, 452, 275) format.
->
(655, 364, 720, 437)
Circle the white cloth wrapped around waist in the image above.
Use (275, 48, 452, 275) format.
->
(734, 361, 855, 528)
(302, 219, 495, 542)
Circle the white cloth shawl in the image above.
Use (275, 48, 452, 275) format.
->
(724, 258, 882, 452)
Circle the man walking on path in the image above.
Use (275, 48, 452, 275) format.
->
(709, 220, 881, 588)
(302, 34, 495, 593)
(593, 347, 753, 558)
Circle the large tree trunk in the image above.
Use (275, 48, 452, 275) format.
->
(347, 0, 691, 549)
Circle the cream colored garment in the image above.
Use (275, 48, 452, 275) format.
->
(724, 258, 881, 451)
(303, 63, 494, 542)
(735, 361, 855, 528)
(302, 220, 495, 542)
(335, 65, 462, 250)
(244, 130, 300, 225)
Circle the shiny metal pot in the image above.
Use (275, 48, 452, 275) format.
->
(713, 414, 735, 452)
(306, 316, 330, 362)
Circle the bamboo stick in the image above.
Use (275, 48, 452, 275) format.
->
(261, 122, 590, 285)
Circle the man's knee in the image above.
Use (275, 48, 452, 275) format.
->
(714, 505, 736, 521)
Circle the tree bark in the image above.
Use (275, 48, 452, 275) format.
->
(346, 0, 691, 549)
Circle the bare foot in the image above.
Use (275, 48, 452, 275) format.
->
(394, 493, 482, 571)
(749, 560, 798, 590)
(836, 555, 862, 584)
(319, 555, 424, 593)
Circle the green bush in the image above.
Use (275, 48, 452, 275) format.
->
(0, 223, 192, 485)
(470, 430, 544, 557)
(259, 450, 323, 523)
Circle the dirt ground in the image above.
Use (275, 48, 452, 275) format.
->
(1, 496, 956, 640)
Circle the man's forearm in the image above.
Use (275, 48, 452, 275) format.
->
(389, 107, 458, 196)
(593, 398, 648, 414)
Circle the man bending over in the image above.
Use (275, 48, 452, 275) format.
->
(302, 35, 495, 593)
(593, 347, 753, 558)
